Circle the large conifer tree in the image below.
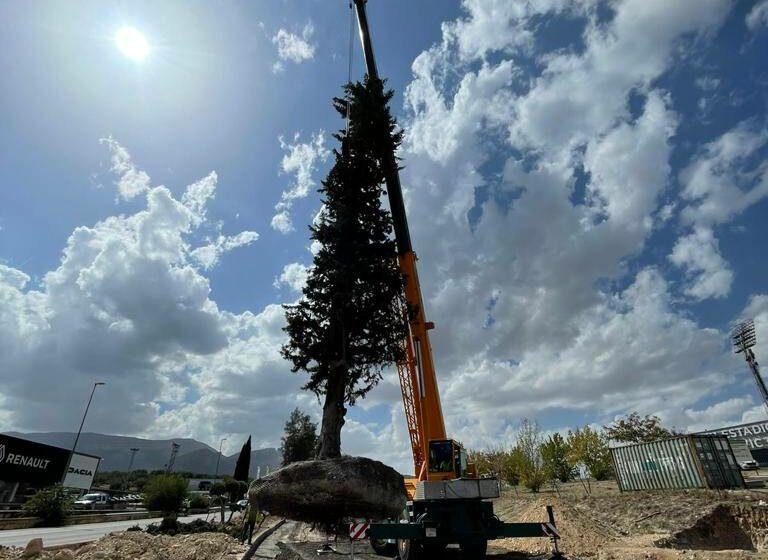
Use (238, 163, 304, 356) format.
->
(282, 77, 407, 459)
(233, 435, 251, 482)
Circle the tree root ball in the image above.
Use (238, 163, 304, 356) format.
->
(249, 456, 406, 523)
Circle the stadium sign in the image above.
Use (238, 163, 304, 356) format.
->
(699, 419, 768, 465)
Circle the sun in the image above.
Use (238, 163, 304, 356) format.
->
(115, 27, 149, 61)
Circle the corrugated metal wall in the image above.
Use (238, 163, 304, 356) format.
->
(611, 436, 744, 491)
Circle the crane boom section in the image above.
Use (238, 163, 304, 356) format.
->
(353, 0, 447, 479)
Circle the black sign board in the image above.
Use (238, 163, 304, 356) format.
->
(699, 420, 768, 465)
(0, 434, 70, 485)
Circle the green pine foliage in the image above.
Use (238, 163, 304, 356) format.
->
(282, 77, 408, 458)
(280, 407, 319, 465)
(233, 435, 251, 482)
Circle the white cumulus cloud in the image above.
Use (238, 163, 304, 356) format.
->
(679, 120, 768, 227)
(271, 132, 330, 234)
(272, 22, 316, 72)
(101, 137, 151, 200)
(191, 231, 259, 270)
(747, 0, 768, 31)
(274, 262, 309, 293)
(0, 142, 302, 452)
(669, 227, 734, 300)
(387, 0, 744, 446)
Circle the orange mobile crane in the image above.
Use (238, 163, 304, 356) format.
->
(352, 2, 562, 559)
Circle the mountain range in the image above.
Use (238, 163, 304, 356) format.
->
(5, 431, 281, 477)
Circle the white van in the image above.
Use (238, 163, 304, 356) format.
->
(74, 492, 110, 509)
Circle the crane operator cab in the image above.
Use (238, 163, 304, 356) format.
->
(427, 439, 469, 480)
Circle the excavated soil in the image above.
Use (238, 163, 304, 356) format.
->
(493, 482, 768, 559)
(0, 532, 247, 560)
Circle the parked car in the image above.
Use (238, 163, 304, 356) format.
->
(74, 492, 110, 509)
(740, 459, 759, 470)
(229, 498, 249, 512)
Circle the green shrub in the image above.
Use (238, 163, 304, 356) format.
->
(225, 478, 248, 503)
(519, 462, 547, 492)
(188, 493, 210, 509)
(22, 485, 73, 526)
(143, 474, 188, 516)
(541, 433, 576, 483)
(567, 426, 614, 481)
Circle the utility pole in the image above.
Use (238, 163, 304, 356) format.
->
(127, 447, 140, 472)
(62, 382, 105, 485)
(732, 320, 767, 414)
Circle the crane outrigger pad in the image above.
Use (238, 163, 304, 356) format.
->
(248, 456, 406, 523)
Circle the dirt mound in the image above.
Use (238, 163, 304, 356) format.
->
(0, 532, 247, 560)
(494, 496, 617, 557)
(657, 503, 768, 553)
(658, 504, 754, 551)
(249, 456, 406, 523)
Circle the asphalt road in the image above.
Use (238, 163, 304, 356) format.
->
(0, 512, 218, 548)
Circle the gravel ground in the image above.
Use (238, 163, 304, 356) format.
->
(0, 531, 247, 560)
(2, 482, 765, 560)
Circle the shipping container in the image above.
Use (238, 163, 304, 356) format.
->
(611, 435, 745, 491)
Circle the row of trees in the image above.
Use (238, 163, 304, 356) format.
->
(469, 420, 613, 493)
(470, 413, 678, 492)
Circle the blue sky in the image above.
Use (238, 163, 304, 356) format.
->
(1, 0, 767, 473)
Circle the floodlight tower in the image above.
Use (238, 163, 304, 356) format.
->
(732, 319, 768, 412)
(165, 442, 181, 474)
(127, 447, 140, 472)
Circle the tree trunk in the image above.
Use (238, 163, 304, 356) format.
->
(317, 369, 347, 459)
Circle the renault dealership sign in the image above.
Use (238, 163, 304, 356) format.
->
(0, 434, 69, 485)
(0, 434, 101, 489)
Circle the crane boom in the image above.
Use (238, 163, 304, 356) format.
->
(353, 0, 446, 481)
(354, 5, 563, 555)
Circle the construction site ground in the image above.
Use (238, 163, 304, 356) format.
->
(2, 480, 768, 559)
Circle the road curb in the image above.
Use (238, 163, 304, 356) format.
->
(242, 518, 287, 560)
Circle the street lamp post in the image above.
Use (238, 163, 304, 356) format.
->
(214, 437, 227, 479)
(62, 382, 105, 485)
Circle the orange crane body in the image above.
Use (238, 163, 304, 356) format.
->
(397, 251, 447, 492)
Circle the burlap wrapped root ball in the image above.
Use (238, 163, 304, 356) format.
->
(249, 456, 406, 523)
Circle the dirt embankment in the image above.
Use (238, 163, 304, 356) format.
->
(492, 481, 768, 559)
